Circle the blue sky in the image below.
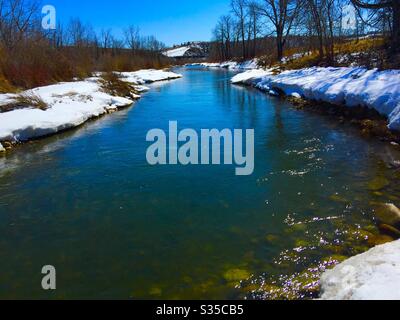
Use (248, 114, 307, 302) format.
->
(48, 0, 231, 46)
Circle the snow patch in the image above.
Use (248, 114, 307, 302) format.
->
(120, 69, 182, 84)
(191, 59, 259, 71)
(0, 69, 182, 143)
(231, 69, 273, 85)
(232, 66, 400, 130)
(163, 46, 192, 58)
(320, 240, 400, 300)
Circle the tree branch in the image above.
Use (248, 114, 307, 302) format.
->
(350, 0, 392, 10)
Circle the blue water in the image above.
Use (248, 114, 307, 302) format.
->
(0, 67, 399, 299)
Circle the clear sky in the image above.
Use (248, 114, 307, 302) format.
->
(48, 0, 231, 46)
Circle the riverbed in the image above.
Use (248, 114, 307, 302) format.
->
(0, 67, 399, 299)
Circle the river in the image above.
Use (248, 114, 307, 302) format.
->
(0, 66, 399, 299)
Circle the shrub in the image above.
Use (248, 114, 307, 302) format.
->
(99, 72, 140, 99)
(0, 92, 48, 113)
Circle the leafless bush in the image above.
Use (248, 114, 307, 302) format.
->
(0, 92, 48, 112)
(99, 72, 140, 100)
(0, 0, 172, 91)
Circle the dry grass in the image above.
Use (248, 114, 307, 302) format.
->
(335, 38, 385, 55)
(333, 38, 394, 69)
(282, 52, 323, 70)
(275, 38, 398, 70)
(0, 73, 17, 93)
(0, 92, 48, 113)
(99, 72, 140, 100)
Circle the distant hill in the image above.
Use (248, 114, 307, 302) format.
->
(163, 42, 209, 59)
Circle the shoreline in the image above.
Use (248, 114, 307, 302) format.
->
(238, 82, 400, 145)
(217, 61, 400, 300)
(320, 239, 400, 300)
(222, 64, 400, 144)
(0, 69, 182, 153)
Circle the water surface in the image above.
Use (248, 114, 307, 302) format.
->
(0, 67, 399, 299)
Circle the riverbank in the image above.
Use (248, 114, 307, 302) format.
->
(320, 239, 400, 300)
(187, 59, 259, 71)
(0, 69, 182, 150)
(231, 66, 400, 132)
(319, 201, 400, 299)
(221, 62, 400, 300)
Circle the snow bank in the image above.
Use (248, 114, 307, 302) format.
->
(192, 59, 259, 71)
(119, 69, 182, 84)
(233, 67, 400, 131)
(0, 80, 132, 142)
(0, 69, 182, 143)
(320, 240, 400, 300)
(0, 142, 4, 152)
(231, 69, 274, 85)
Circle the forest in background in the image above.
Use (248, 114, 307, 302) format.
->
(1, 0, 399, 92)
(0, 0, 173, 92)
(210, 0, 400, 69)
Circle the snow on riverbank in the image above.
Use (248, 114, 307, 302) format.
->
(232, 66, 400, 131)
(119, 69, 182, 84)
(189, 59, 259, 71)
(231, 69, 274, 85)
(0, 70, 182, 143)
(320, 240, 400, 300)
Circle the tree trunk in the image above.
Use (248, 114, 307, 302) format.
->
(276, 35, 283, 61)
(393, 1, 400, 52)
(253, 16, 257, 57)
(241, 27, 246, 60)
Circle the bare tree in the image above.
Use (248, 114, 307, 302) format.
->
(257, 0, 303, 61)
(124, 25, 140, 53)
(248, 1, 261, 57)
(0, 0, 41, 48)
(222, 15, 233, 59)
(100, 28, 113, 49)
(350, 0, 400, 51)
(231, 0, 248, 59)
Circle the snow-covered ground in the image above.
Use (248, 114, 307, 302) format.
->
(320, 240, 400, 300)
(232, 66, 400, 131)
(0, 70, 182, 143)
(163, 43, 205, 58)
(191, 58, 400, 130)
(231, 69, 274, 85)
(119, 69, 182, 84)
(163, 46, 192, 58)
(189, 59, 259, 71)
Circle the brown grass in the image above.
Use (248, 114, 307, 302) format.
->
(282, 52, 323, 70)
(280, 38, 396, 70)
(99, 72, 140, 100)
(0, 92, 48, 113)
(0, 73, 17, 93)
(335, 38, 385, 55)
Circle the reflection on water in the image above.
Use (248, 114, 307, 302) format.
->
(0, 67, 400, 299)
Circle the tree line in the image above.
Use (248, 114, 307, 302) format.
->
(0, 0, 171, 91)
(211, 0, 399, 64)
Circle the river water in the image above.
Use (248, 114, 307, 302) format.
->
(0, 67, 400, 299)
